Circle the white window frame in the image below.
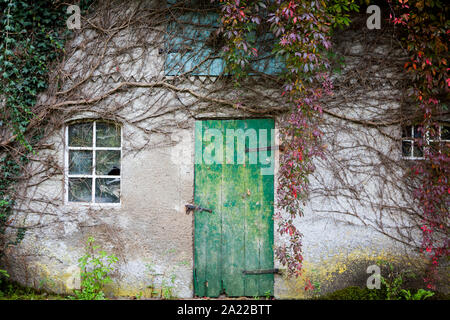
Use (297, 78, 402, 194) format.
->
(429, 125, 450, 156)
(64, 120, 122, 206)
(402, 124, 449, 160)
(401, 124, 424, 160)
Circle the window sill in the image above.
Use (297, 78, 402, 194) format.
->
(402, 157, 425, 161)
(64, 202, 122, 209)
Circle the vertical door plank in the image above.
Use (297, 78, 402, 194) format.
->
(194, 120, 222, 297)
(221, 120, 246, 296)
(203, 120, 223, 297)
(194, 121, 206, 297)
(257, 119, 275, 296)
(243, 119, 262, 296)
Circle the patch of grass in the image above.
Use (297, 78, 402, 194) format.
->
(317, 286, 386, 300)
(0, 279, 66, 300)
(317, 285, 449, 300)
(428, 291, 450, 300)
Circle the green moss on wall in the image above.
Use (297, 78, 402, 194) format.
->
(276, 248, 430, 299)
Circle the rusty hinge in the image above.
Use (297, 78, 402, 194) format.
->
(242, 268, 281, 275)
(185, 204, 213, 214)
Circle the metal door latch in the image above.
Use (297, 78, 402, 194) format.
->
(242, 268, 281, 275)
(185, 204, 213, 214)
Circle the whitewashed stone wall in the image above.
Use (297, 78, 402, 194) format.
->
(2, 8, 443, 299)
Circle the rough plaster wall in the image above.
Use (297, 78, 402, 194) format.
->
(3, 9, 444, 299)
(1, 7, 199, 296)
(3, 121, 196, 298)
(273, 26, 437, 298)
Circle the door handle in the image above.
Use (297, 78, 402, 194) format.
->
(185, 204, 213, 214)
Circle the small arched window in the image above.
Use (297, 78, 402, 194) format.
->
(65, 120, 121, 204)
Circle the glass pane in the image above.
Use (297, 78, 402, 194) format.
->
(69, 178, 92, 202)
(95, 178, 120, 203)
(413, 145, 423, 158)
(69, 122, 93, 147)
(429, 141, 441, 154)
(441, 126, 450, 140)
(443, 141, 450, 155)
(402, 126, 412, 138)
(96, 122, 121, 147)
(413, 125, 423, 138)
(95, 150, 121, 175)
(402, 141, 412, 157)
(69, 150, 93, 175)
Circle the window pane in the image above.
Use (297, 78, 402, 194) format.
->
(430, 141, 441, 154)
(443, 141, 450, 154)
(95, 150, 121, 175)
(96, 122, 121, 147)
(69, 122, 93, 147)
(402, 126, 412, 138)
(402, 141, 412, 157)
(69, 178, 92, 202)
(95, 178, 120, 203)
(69, 150, 93, 175)
(413, 125, 423, 138)
(413, 145, 423, 158)
(441, 126, 450, 140)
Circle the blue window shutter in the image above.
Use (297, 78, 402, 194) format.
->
(164, 4, 285, 76)
(165, 11, 225, 76)
(249, 32, 285, 75)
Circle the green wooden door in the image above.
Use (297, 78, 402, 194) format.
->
(194, 119, 274, 297)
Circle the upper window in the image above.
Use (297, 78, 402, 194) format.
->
(164, 1, 285, 76)
(402, 124, 449, 160)
(165, 11, 225, 76)
(65, 121, 121, 204)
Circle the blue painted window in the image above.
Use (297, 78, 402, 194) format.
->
(164, 3, 285, 76)
(165, 11, 224, 76)
(248, 32, 285, 75)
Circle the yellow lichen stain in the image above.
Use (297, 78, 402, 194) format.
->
(104, 283, 169, 299)
(61, 266, 80, 291)
(276, 247, 428, 299)
(338, 265, 347, 274)
(24, 262, 81, 294)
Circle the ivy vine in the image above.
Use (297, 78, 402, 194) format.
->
(0, 0, 92, 255)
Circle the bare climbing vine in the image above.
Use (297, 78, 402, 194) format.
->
(0, 0, 447, 292)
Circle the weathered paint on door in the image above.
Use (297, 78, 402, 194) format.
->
(194, 119, 274, 297)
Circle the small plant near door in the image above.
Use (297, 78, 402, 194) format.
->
(309, 269, 322, 297)
(0, 269, 9, 297)
(35, 276, 56, 294)
(0, 269, 9, 283)
(376, 260, 435, 300)
(161, 275, 176, 299)
(135, 291, 143, 300)
(145, 262, 161, 298)
(69, 237, 118, 300)
(145, 262, 177, 299)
